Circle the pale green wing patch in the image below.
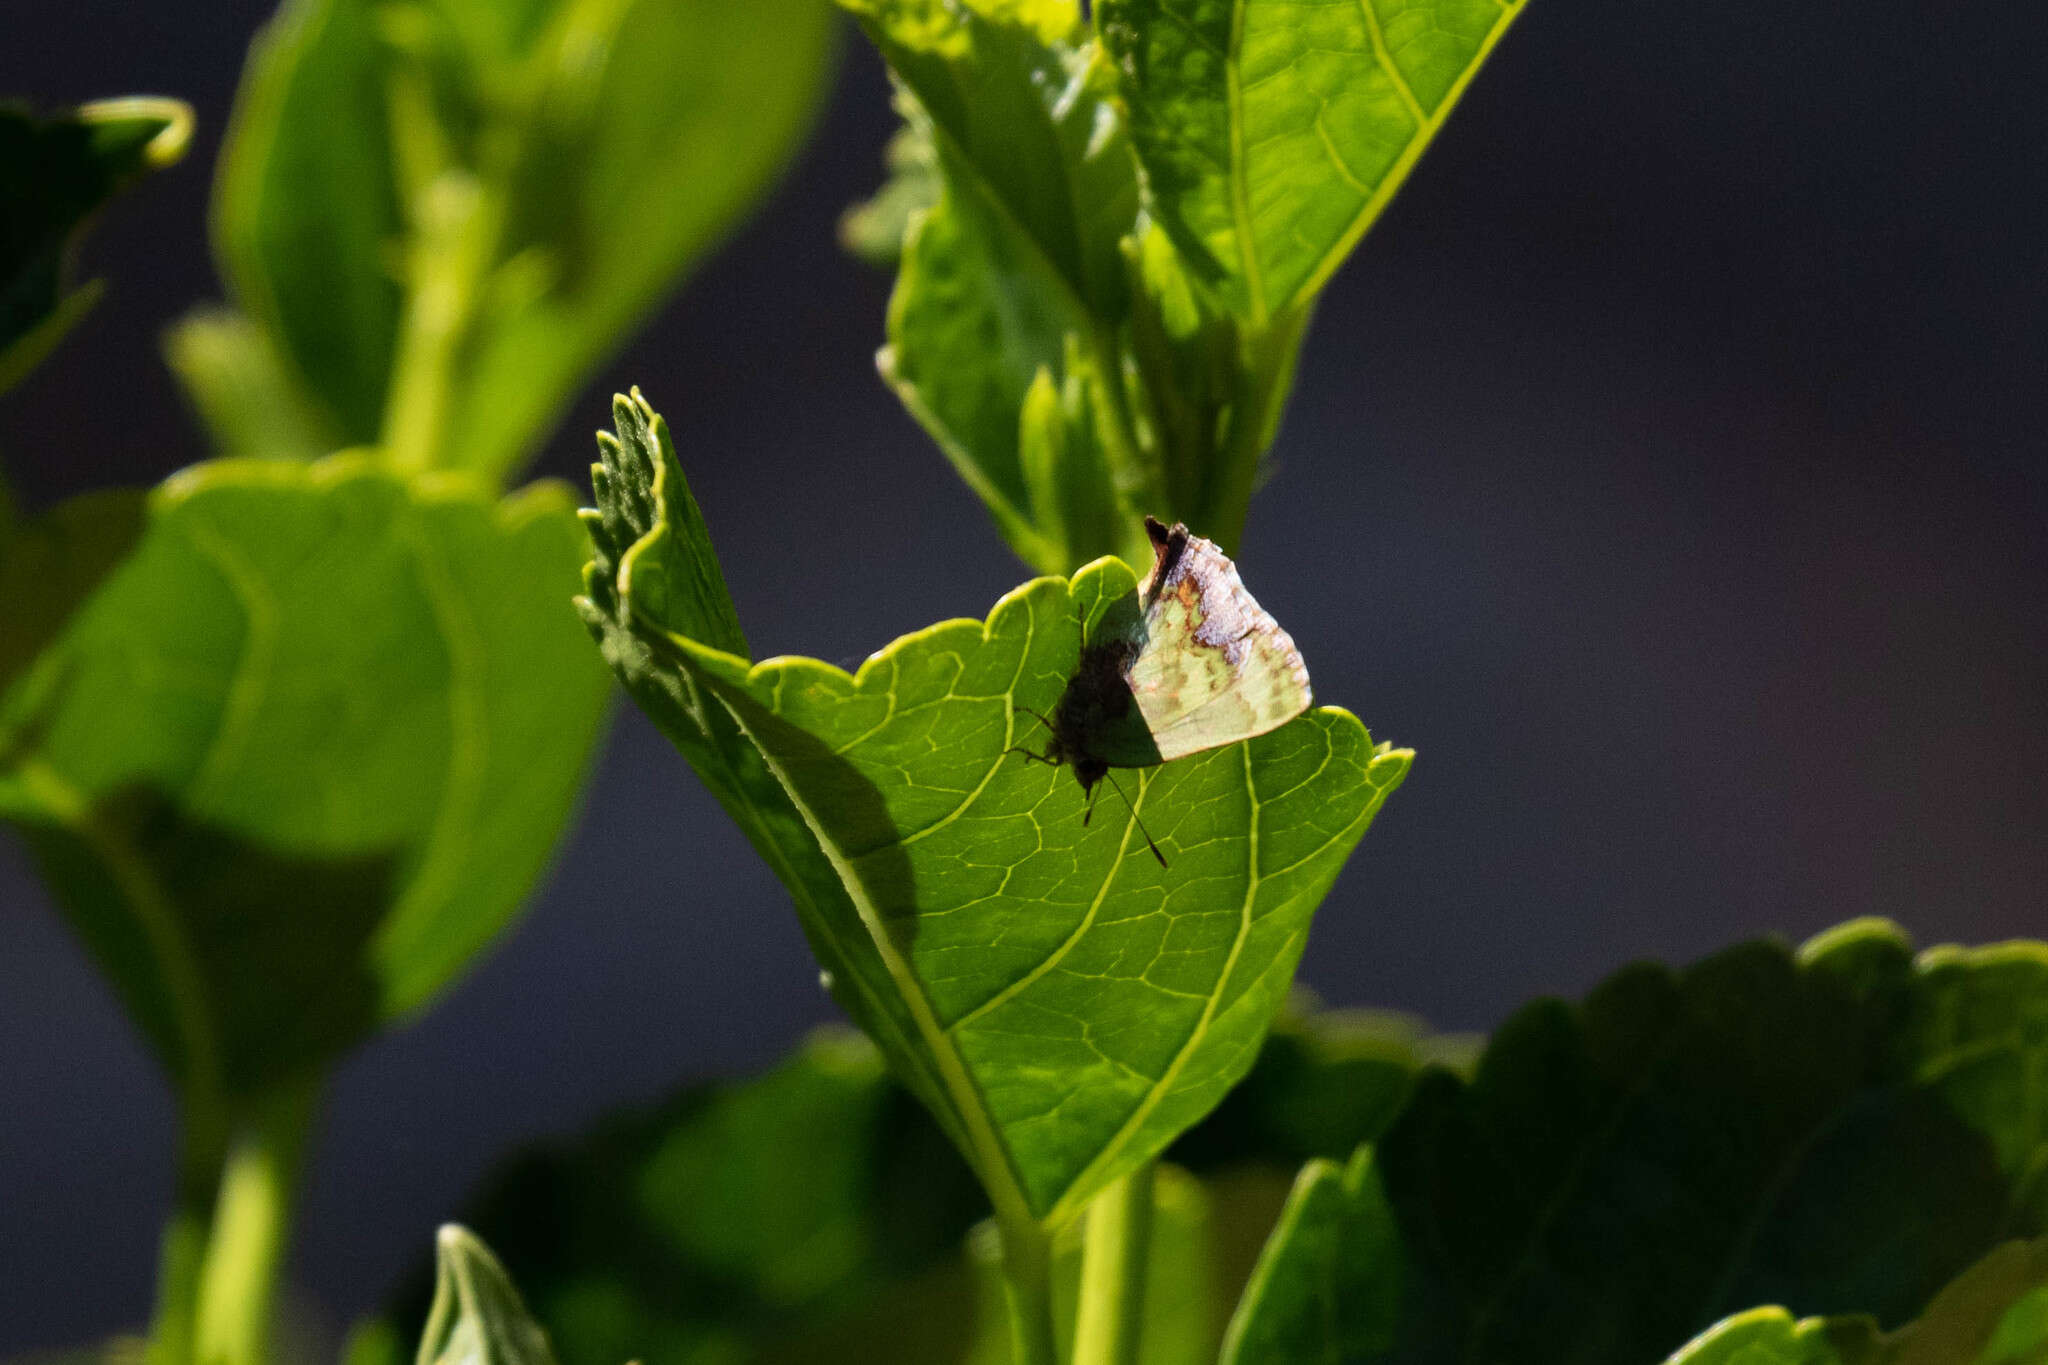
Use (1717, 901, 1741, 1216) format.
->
(1128, 532, 1313, 762)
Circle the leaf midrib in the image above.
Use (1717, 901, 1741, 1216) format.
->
(714, 685, 1045, 1232)
(1224, 0, 1269, 324)
(1279, 0, 1526, 314)
(1048, 741, 1266, 1224)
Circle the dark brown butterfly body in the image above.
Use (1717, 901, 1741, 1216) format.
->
(1009, 518, 1191, 865)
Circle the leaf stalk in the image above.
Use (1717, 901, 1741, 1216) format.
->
(1072, 1162, 1155, 1365)
(189, 1077, 321, 1365)
(998, 1216, 1063, 1365)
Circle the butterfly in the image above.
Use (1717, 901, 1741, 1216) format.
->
(1013, 517, 1313, 862)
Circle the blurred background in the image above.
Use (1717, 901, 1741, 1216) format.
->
(3, 0, 2043, 1353)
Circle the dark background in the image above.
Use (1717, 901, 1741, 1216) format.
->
(4, 0, 2044, 1353)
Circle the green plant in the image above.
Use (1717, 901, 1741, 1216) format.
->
(1, 1, 833, 1361)
(6, 3, 2045, 1365)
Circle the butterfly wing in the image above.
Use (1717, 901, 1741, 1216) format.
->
(1124, 524, 1312, 762)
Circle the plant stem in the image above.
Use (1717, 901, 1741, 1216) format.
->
(1071, 1164, 1155, 1365)
(998, 1216, 1062, 1365)
(191, 1077, 321, 1365)
(147, 1101, 231, 1365)
(379, 170, 505, 474)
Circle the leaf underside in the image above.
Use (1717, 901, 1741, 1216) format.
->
(580, 389, 1410, 1226)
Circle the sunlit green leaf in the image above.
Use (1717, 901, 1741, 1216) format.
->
(1220, 921, 2048, 1365)
(0, 97, 192, 396)
(1097, 0, 1527, 324)
(0, 458, 611, 1121)
(580, 389, 1409, 1228)
(1664, 1238, 2048, 1364)
(210, 0, 836, 480)
(841, 0, 1385, 566)
(848, 0, 1152, 573)
(844, 0, 1132, 321)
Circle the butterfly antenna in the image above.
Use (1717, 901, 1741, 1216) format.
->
(1104, 772, 1167, 868)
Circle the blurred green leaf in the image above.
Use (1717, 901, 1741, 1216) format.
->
(1097, 0, 1527, 325)
(1166, 1001, 1478, 1174)
(581, 389, 1408, 1231)
(416, 1227, 560, 1365)
(356, 1005, 1455, 1365)
(353, 1030, 990, 1365)
(162, 308, 337, 462)
(1664, 1238, 2048, 1364)
(1218, 1147, 1406, 1365)
(0, 97, 192, 396)
(1220, 921, 2048, 1365)
(838, 118, 936, 270)
(209, 0, 836, 481)
(0, 489, 146, 698)
(0, 458, 610, 1125)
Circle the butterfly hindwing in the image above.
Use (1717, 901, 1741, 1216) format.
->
(1124, 521, 1312, 762)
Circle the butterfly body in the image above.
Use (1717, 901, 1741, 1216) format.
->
(1024, 517, 1313, 806)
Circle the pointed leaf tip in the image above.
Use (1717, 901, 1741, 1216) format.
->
(417, 1225, 558, 1365)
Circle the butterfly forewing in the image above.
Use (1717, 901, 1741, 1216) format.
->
(1124, 525, 1312, 762)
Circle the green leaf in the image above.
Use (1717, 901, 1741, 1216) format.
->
(838, 118, 938, 270)
(1218, 1148, 1407, 1365)
(351, 1029, 990, 1365)
(1097, 0, 1527, 325)
(0, 489, 147, 699)
(0, 458, 611, 1118)
(162, 308, 338, 463)
(0, 97, 193, 396)
(844, 1, 1134, 322)
(353, 1005, 1449, 1365)
(1219, 921, 2048, 1365)
(211, 0, 836, 480)
(843, 2, 1341, 566)
(850, 0, 1152, 573)
(1664, 1238, 2048, 1364)
(415, 1227, 560, 1365)
(580, 389, 1410, 1228)
(1166, 1001, 1478, 1173)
